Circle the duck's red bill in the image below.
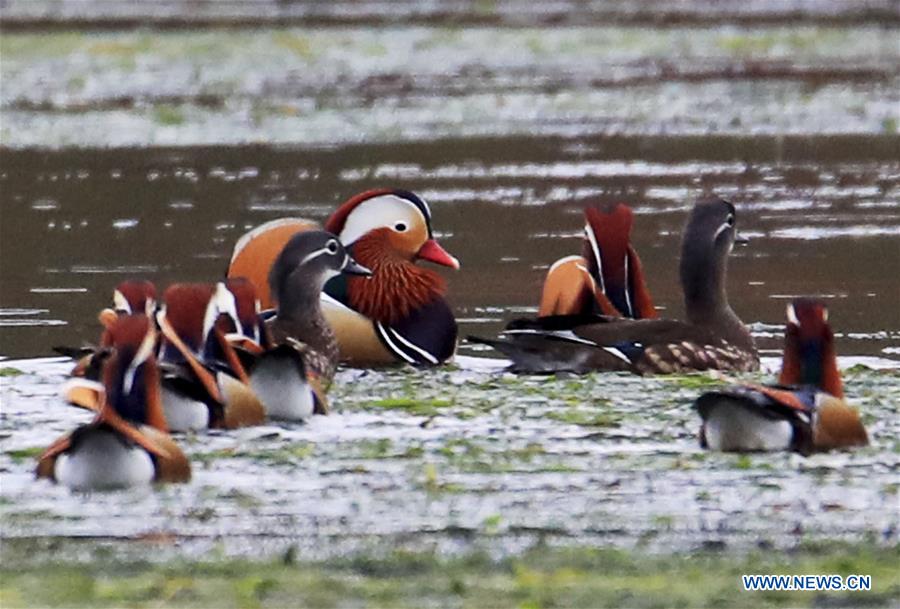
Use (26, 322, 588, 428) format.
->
(417, 239, 460, 269)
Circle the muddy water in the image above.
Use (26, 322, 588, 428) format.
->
(1, 137, 899, 359)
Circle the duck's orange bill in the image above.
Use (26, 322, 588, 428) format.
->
(157, 313, 224, 403)
(417, 239, 460, 270)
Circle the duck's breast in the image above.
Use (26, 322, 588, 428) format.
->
(249, 351, 314, 421)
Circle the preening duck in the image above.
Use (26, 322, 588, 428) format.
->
(696, 298, 868, 454)
(471, 198, 758, 374)
(156, 282, 266, 431)
(37, 315, 190, 490)
(539, 202, 656, 319)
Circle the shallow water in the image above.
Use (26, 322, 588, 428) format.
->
(1, 8, 899, 583)
(2, 355, 899, 565)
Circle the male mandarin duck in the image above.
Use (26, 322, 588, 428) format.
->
(59, 279, 160, 406)
(155, 282, 266, 431)
(539, 202, 656, 319)
(471, 198, 758, 374)
(37, 315, 190, 490)
(247, 230, 371, 421)
(695, 298, 868, 454)
(227, 189, 460, 367)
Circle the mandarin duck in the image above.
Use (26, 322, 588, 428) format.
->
(539, 202, 656, 319)
(155, 282, 266, 431)
(471, 198, 758, 374)
(247, 230, 371, 421)
(227, 189, 460, 367)
(58, 279, 159, 407)
(696, 298, 868, 454)
(37, 315, 190, 490)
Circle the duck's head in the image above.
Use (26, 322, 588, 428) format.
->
(159, 283, 217, 355)
(325, 189, 459, 269)
(220, 277, 263, 342)
(679, 197, 742, 319)
(781, 298, 843, 397)
(269, 230, 372, 308)
(113, 280, 157, 316)
(101, 314, 162, 427)
(98, 279, 157, 332)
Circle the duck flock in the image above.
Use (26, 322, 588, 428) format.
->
(39, 189, 868, 491)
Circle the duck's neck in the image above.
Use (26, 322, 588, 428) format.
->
(679, 241, 736, 327)
(347, 234, 446, 325)
(276, 273, 329, 340)
(779, 332, 844, 397)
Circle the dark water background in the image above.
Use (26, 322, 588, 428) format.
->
(1, 136, 898, 359)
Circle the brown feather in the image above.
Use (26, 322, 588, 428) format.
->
(218, 373, 266, 428)
(35, 433, 73, 480)
(139, 425, 192, 483)
(814, 397, 869, 450)
(348, 229, 446, 325)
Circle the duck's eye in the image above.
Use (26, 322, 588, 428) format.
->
(726, 213, 735, 227)
(394, 222, 407, 232)
(326, 239, 339, 254)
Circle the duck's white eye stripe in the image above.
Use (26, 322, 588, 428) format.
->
(299, 246, 331, 266)
(713, 221, 732, 240)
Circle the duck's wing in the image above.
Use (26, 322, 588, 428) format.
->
(35, 432, 74, 480)
(694, 384, 818, 453)
(373, 297, 458, 367)
(472, 314, 754, 375)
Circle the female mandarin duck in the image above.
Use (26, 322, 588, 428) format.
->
(227, 189, 460, 367)
(37, 315, 190, 490)
(155, 282, 266, 431)
(695, 298, 868, 454)
(472, 198, 758, 374)
(246, 230, 371, 421)
(539, 202, 656, 319)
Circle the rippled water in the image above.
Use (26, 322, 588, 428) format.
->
(1, 140, 898, 359)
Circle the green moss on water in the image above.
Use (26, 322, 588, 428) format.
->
(547, 408, 621, 427)
(2, 543, 898, 609)
(370, 397, 453, 416)
(0, 367, 25, 377)
(666, 374, 725, 390)
(152, 105, 185, 126)
(3, 447, 43, 461)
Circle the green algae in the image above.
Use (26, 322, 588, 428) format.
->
(1, 543, 897, 609)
